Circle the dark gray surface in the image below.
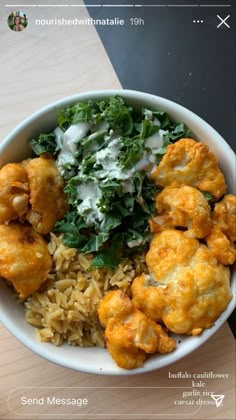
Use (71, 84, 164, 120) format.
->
(88, 0, 236, 336)
(88, 0, 236, 152)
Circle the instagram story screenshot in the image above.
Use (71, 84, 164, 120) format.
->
(0, 1, 235, 419)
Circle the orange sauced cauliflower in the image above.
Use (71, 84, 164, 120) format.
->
(150, 138, 226, 200)
(97, 290, 176, 369)
(23, 155, 68, 234)
(131, 230, 232, 336)
(0, 163, 29, 224)
(149, 185, 212, 238)
(0, 223, 52, 299)
(206, 194, 236, 265)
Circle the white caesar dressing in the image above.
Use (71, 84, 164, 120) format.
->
(56, 122, 91, 173)
(56, 117, 166, 227)
(54, 127, 64, 149)
(153, 118, 161, 126)
(91, 121, 109, 133)
(95, 138, 120, 166)
(77, 181, 104, 225)
(143, 109, 160, 126)
(122, 180, 134, 194)
(145, 129, 168, 153)
(64, 123, 90, 150)
(75, 137, 142, 223)
(95, 138, 133, 181)
(127, 238, 143, 248)
(144, 109, 153, 120)
(134, 152, 150, 171)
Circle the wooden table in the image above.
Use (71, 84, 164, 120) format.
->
(0, 2, 235, 419)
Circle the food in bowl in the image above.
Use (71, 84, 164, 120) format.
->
(0, 92, 235, 372)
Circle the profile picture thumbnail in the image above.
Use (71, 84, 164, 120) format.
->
(8, 11, 28, 32)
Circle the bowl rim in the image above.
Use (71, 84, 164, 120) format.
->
(1, 89, 235, 161)
(0, 89, 235, 375)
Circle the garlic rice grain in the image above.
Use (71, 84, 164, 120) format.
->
(25, 233, 147, 347)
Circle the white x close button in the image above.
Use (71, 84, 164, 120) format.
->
(217, 15, 230, 29)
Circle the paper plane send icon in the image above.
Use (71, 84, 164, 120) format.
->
(211, 393, 225, 407)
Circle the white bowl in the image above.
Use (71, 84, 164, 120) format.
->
(0, 90, 235, 375)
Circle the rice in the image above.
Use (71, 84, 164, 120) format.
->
(25, 233, 147, 347)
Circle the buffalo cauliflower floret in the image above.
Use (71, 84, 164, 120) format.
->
(0, 223, 52, 299)
(150, 138, 226, 200)
(131, 230, 232, 335)
(205, 226, 236, 266)
(23, 156, 68, 234)
(206, 194, 236, 265)
(0, 163, 29, 224)
(97, 289, 133, 328)
(149, 185, 212, 238)
(211, 194, 236, 241)
(97, 290, 176, 369)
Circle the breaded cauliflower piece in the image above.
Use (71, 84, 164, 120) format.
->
(97, 289, 133, 328)
(149, 185, 212, 238)
(24, 156, 68, 234)
(97, 290, 176, 369)
(131, 230, 232, 335)
(0, 163, 29, 224)
(150, 138, 226, 200)
(0, 223, 52, 299)
(211, 194, 236, 242)
(206, 194, 236, 265)
(104, 328, 146, 370)
(206, 226, 236, 266)
(146, 229, 199, 281)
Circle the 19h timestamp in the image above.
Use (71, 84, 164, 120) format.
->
(130, 17, 145, 26)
